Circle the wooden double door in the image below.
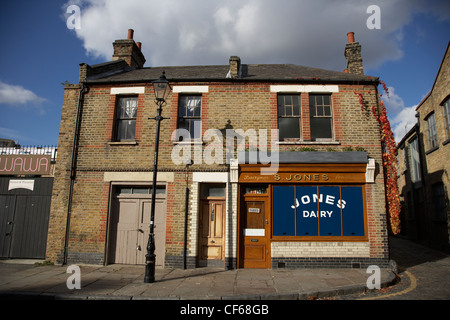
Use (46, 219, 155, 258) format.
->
(109, 187, 166, 266)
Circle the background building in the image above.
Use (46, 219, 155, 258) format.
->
(46, 30, 390, 269)
(0, 143, 56, 259)
(397, 42, 450, 252)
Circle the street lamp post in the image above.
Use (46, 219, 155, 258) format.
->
(144, 72, 171, 283)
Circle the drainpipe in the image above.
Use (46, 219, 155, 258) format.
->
(63, 81, 88, 265)
(183, 159, 192, 269)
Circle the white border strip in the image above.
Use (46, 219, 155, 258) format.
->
(110, 87, 145, 95)
(270, 85, 339, 93)
(244, 229, 265, 236)
(192, 172, 227, 182)
(173, 86, 209, 93)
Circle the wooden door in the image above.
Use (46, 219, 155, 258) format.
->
(240, 197, 271, 268)
(109, 193, 166, 266)
(199, 200, 225, 265)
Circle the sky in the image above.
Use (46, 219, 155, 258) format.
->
(0, 0, 449, 146)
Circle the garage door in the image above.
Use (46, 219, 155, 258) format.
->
(108, 186, 166, 266)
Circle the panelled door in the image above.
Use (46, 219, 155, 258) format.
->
(198, 200, 225, 265)
(239, 196, 271, 268)
(109, 187, 166, 266)
(0, 196, 51, 259)
(0, 178, 52, 259)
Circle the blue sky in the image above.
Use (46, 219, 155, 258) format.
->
(0, 0, 449, 146)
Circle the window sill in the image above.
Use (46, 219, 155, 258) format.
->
(172, 140, 204, 145)
(425, 145, 439, 155)
(276, 140, 340, 145)
(443, 138, 450, 146)
(107, 141, 138, 146)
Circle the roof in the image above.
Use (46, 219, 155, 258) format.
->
(415, 41, 450, 111)
(85, 62, 379, 84)
(238, 151, 368, 164)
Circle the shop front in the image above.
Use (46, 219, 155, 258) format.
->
(237, 151, 377, 269)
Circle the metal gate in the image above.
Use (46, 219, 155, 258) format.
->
(0, 177, 53, 259)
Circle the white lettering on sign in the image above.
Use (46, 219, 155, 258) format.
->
(8, 180, 35, 191)
(294, 193, 346, 209)
(303, 211, 333, 218)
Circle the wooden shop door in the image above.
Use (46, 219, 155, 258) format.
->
(240, 197, 271, 268)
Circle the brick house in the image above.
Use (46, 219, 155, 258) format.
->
(397, 42, 450, 252)
(46, 30, 390, 269)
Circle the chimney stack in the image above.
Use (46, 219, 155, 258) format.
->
(229, 56, 241, 78)
(344, 32, 364, 75)
(112, 29, 146, 69)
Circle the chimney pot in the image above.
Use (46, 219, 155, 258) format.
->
(137, 42, 142, 50)
(344, 69, 349, 73)
(347, 32, 355, 43)
(128, 29, 134, 40)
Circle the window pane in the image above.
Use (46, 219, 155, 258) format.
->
(178, 95, 201, 139)
(273, 186, 295, 236)
(201, 184, 225, 198)
(317, 106, 324, 116)
(427, 114, 438, 148)
(285, 106, 292, 116)
(318, 186, 342, 236)
(444, 99, 450, 138)
(284, 95, 292, 105)
(119, 97, 138, 118)
(117, 119, 136, 141)
(296, 186, 319, 236)
(341, 187, 365, 236)
(310, 117, 332, 140)
(279, 118, 300, 139)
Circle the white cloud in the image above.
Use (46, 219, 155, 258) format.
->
(382, 86, 417, 142)
(0, 81, 46, 105)
(63, 0, 447, 70)
(0, 81, 47, 114)
(391, 105, 418, 142)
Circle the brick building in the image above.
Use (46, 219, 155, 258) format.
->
(46, 30, 390, 269)
(397, 42, 450, 252)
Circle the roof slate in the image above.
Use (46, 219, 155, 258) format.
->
(86, 62, 378, 84)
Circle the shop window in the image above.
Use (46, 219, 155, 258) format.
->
(277, 94, 301, 140)
(178, 95, 201, 140)
(115, 96, 138, 141)
(309, 94, 333, 141)
(272, 185, 365, 239)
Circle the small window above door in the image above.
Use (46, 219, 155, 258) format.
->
(200, 183, 226, 198)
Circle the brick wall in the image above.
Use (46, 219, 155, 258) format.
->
(46, 79, 388, 266)
(398, 44, 450, 250)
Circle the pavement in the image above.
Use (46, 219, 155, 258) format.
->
(0, 236, 447, 301)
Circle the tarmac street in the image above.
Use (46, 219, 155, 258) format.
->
(0, 236, 448, 301)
